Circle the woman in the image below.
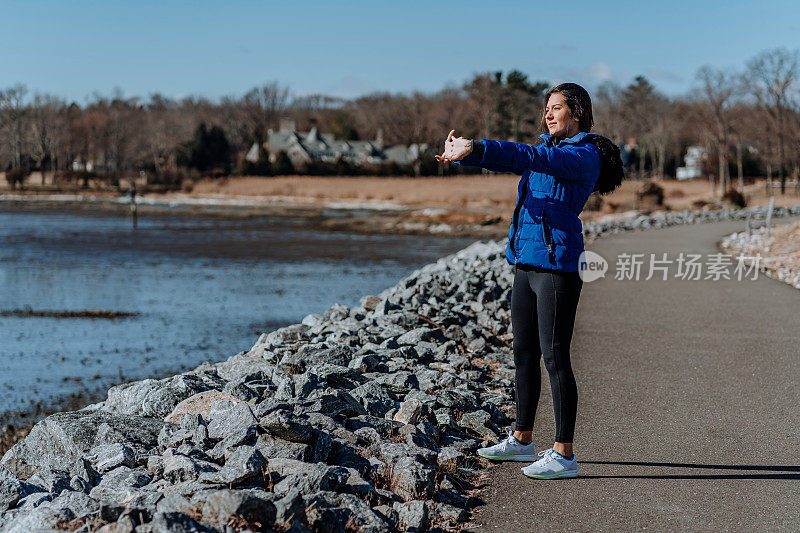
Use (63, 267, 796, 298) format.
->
(435, 83, 622, 479)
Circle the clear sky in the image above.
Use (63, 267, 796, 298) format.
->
(1, 0, 798, 103)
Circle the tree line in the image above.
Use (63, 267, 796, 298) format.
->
(1, 47, 798, 196)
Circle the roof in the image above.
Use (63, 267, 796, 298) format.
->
(266, 128, 428, 166)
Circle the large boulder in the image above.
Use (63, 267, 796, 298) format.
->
(1, 411, 164, 480)
(100, 374, 214, 419)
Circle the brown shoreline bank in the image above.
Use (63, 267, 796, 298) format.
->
(3, 175, 793, 240)
(0, 192, 513, 239)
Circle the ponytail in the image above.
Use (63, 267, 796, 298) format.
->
(586, 135, 624, 195)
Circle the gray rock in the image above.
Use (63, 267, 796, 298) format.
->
(437, 446, 467, 471)
(200, 488, 278, 529)
(89, 466, 153, 504)
(459, 409, 500, 439)
(160, 448, 219, 484)
(293, 370, 326, 399)
(155, 492, 194, 515)
(394, 499, 429, 532)
(295, 389, 368, 419)
(345, 416, 403, 445)
(440, 432, 483, 454)
(205, 400, 258, 458)
(389, 457, 436, 502)
(13, 491, 52, 512)
(308, 429, 333, 463)
(378, 442, 437, 466)
(435, 408, 458, 430)
(353, 427, 381, 445)
(301, 312, 325, 326)
(258, 409, 313, 443)
(436, 388, 479, 410)
(69, 475, 91, 493)
(1, 411, 164, 480)
(85, 443, 137, 473)
(26, 468, 72, 495)
(393, 398, 423, 426)
(324, 303, 350, 321)
(399, 423, 438, 450)
(69, 458, 101, 486)
(412, 368, 443, 392)
(254, 434, 309, 461)
(348, 353, 383, 373)
(292, 343, 355, 370)
(303, 491, 391, 533)
(273, 487, 306, 525)
(135, 511, 218, 533)
(0, 465, 30, 512)
(268, 458, 349, 495)
(101, 374, 213, 419)
(301, 411, 342, 433)
(45, 490, 100, 519)
(216, 355, 275, 382)
(307, 363, 369, 390)
(221, 380, 260, 402)
(206, 400, 257, 441)
(1, 504, 73, 532)
(258, 323, 310, 349)
(396, 327, 446, 346)
(199, 446, 267, 486)
(431, 501, 470, 525)
(367, 371, 419, 395)
(349, 381, 396, 418)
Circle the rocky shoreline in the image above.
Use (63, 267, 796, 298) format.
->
(719, 221, 800, 290)
(2, 202, 800, 533)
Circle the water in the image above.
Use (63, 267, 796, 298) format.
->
(0, 205, 475, 422)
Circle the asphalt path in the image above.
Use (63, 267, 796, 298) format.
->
(469, 215, 800, 532)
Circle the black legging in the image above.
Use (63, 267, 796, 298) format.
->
(511, 263, 583, 442)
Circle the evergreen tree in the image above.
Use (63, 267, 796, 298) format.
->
(186, 123, 231, 172)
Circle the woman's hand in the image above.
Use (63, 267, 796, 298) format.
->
(435, 129, 473, 162)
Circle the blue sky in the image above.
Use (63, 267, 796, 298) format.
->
(1, 0, 798, 103)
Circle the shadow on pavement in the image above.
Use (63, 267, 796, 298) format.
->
(580, 460, 800, 479)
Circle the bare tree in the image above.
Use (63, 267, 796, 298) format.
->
(29, 93, 68, 183)
(745, 48, 799, 194)
(0, 84, 29, 169)
(241, 81, 290, 140)
(695, 66, 740, 194)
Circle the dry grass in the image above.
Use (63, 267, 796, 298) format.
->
(186, 175, 520, 210)
(176, 175, 798, 227)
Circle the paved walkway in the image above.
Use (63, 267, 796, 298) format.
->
(471, 215, 800, 532)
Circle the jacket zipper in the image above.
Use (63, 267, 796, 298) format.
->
(542, 208, 556, 265)
(509, 176, 529, 264)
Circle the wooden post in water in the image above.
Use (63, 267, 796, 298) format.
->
(129, 179, 138, 229)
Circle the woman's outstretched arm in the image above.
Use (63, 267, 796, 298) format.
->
(436, 130, 600, 181)
(435, 130, 525, 175)
(466, 138, 601, 181)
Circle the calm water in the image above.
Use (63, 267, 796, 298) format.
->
(0, 205, 474, 422)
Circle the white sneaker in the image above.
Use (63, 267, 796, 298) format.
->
(476, 427, 537, 461)
(521, 448, 579, 479)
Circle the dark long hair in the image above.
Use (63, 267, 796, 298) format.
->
(540, 82, 622, 195)
(540, 83, 594, 133)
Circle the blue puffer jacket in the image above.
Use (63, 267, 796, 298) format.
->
(457, 131, 602, 272)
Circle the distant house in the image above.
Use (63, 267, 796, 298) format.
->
(246, 121, 429, 168)
(71, 156, 112, 174)
(676, 146, 707, 180)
